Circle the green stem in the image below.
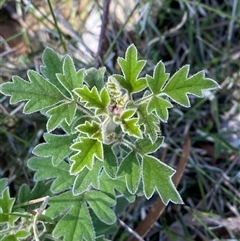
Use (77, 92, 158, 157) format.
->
(135, 93, 153, 106)
(75, 101, 96, 116)
(120, 138, 137, 152)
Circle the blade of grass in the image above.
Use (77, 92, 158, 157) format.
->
(46, 0, 67, 52)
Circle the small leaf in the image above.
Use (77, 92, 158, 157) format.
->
(84, 67, 106, 91)
(74, 86, 110, 114)
(137, 103, 159, 142)
(56, 55, 84, 98)
(0, 188, 17, 226)
(146, 61, 169, 94)
(117, 152, 141, 194)
(136, 137, 164, 155)
(0, 71, 65, 114)
(142, 155, 183, 205)
(70, 138, 103, 174)
(46, 191, 95, 241)
(162, 66, 220, 107)
(86, 190, 116, 224)
(113, 44, 147, 94)
(103, 145, 118, 178)
(46, 102, 77, 132)
(76, 120, 102, 140)
(40, 47, 69, 97)
(28, 157, 75, 193)
(1, 231, 30, 241)
(73, 160, 102, 195)
(33, 133, 76, 166)
(147, 96, 173, 122)
(115, 109, 142, 138)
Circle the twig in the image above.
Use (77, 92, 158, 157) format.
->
(95, 0, 111, 68)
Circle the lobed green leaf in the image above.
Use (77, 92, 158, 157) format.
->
(33, 133, 76, 166)
(103, 145, 118, 178)
(40, 47, 70, 97)
(117, 152, 141, 194)
(70, 138, 103, 174)
(137, 103, 159, 142)
(46, 191, 95, 241)
(99, 171, 135, 203)
(73, 160, 102, 195)
(76, 120, 102, 141)
(0, 71, 65, 114)
(74, 86, 110, 114)
(28, 157, 74, 193)
(146, 61, 169, 94)
(113, 44, 147, 94)
(0, 188, 17, 226)
(86, 190, 116, 224)
(147, 96, 173, 122)
(56, 55, 84, 99)
(135, 137, 164, 155)
(84, 67, 106, 91)
(142, 155, 183, 204)
(46, 102, 77, 132)
(162, 66, 220, 107)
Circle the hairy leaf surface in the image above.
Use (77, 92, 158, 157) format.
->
(56, 55, 84, 99)
(113, 44, 147, 93)
(46, 102, 77, 132)
(40, 47, 69, 97)
(142, 155, 183, 204)
(86, 190, 116, 224)
(137, 103, 159, 142)
(136, 137, 164, 155)
(46, 191, 95, 241)
(0, 71, 65, 114)
(28, 157, 74, 193)
(117, 152, 141, 194)
(115, 109, 142, 138)
(76, 121, 102, 140)
(70, 138, 103, 174)
(74, 86, 110, 114)
(73, 160, 102, 195)
(147, 96, 173, 122)
(0, 188, 17, 225)
(33, 133, 76, 166)
(162, 66, 220, 107)
(84, 67, 105, 91)
(103, 145, 118, 178)
(146, 61, 169, 94)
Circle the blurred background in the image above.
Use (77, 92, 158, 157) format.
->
(0, 0, 239, 240)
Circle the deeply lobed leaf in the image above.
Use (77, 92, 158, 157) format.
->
(74, 86, 110, 114)
(162, 66, 220, 107)
(28, 157, 75, 193)
(113, 44, 147, 94)
(46, 191, 95, 241)
(142, 155, 183, 204)
(0, 71, 65, 114)
(33, 133, 76, 166)
(70, 138, 103, 174)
